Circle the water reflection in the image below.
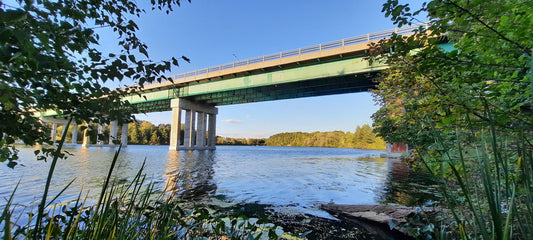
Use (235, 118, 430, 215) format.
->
(163, 150, 217, 201)
(378, 158, 441, 206)
(2, 145, 439, 214)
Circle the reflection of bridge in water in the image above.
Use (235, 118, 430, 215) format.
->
(41, 23, 441, 152)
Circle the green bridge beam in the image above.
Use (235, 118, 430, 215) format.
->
(126, 55, 385, 113)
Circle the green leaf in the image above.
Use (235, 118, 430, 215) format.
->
(0, 10, 28, 22)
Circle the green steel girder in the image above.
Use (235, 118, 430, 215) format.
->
(123, 55, 383, 112)
(180, 56, 382, 98)
(187, 72, 377, 106)
(134, 99, 172, 113)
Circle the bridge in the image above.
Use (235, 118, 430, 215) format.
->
(41, 23, 436, 151)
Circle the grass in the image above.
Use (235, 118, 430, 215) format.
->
(410, 113, 533, 239)
(0, 118, 282, 240)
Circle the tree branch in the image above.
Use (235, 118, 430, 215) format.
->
(446, 0, 531, 56)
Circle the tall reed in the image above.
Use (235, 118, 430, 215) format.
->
(0, 119, 280, 239)
(415, 107, 532, 239)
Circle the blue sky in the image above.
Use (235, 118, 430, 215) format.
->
(115, 0, 424, 138)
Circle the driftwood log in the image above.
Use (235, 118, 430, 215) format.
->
(321, 204, 443, 239)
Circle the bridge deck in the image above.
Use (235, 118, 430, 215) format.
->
(141, 24, 424, 91)
(37, 24, 428, 116)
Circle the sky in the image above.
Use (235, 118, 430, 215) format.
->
(106, 0, 425, 138)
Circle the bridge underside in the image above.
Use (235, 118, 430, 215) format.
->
(132, 72, 376, 112)
(189, 71, 377, 106)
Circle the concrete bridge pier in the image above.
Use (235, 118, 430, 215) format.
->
(81, 120, 128, 147)
(82, 123, 91, 146)
(169, 98, 218, 150)
(50, 122, 57, 144)
(41, 117, 77, 144)
(120, 123, 128, 146)
(71, 122, 78, 144)
(96, 123, 105, 145)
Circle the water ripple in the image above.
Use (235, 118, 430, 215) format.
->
(1, 146, 396, 214)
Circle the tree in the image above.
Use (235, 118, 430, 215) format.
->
(139, 121, 155, 144)
(265, 128, 386, 150)
(372, 0, 532, 148)
(0, 0, 191, 167)
(371, 0, 532, 238)
(128, 122, 142, 144)
(149, 131, 161, 145)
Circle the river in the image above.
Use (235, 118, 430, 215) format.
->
(0, 145, 431, 223)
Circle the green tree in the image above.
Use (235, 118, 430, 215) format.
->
(372, 0, 532, 148)
(149, 131, 161, 145)
(139, 121, 155, 144)
(0, 0, 190, 167)
(265, 128, 385, 150)
(372, 0, 532, 238)
(128, 122, 142, 145)
(158, 123, 171, 145)
(353, 124, 374, 147)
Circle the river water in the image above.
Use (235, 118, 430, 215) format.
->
(0, 145, 427, 220)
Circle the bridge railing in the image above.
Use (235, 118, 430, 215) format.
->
(169, 23, 428, 81)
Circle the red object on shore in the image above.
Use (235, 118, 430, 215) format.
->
(391, 143, 407, 152)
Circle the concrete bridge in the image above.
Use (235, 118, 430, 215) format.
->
(41, 23, 434, 151)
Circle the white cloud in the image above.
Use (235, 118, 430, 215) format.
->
(221, 119, 244, 124)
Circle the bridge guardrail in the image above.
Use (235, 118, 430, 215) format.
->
(169, 23, 428, 81)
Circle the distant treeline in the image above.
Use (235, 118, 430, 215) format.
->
(216, 137, 266, 146)
(53, 121, 385, 149)
(265, 124, 386, 150)
(217, 124, 386, 150)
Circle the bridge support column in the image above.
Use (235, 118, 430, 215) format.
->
(120, 124, 128, 146)
(109, 120, 118, 144)
(50, 123, 58, 144)
(96, 124, 104, 145)
(82, 123, 90, 147)
(169, 106, 181, 150)
(196, 112, 206, 148)
(71, 123, 78, 144)
(41, 117, 75, 145)
(208, 113, 216, 147)
(60, 123, 68, 143)
(169, 98, 217, 150)
(184, 109, 196, 148)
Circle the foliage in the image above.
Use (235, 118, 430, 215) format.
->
(127, 120, 173, 145)
(216, 137, 266, 146)
(0, 0, 191, 167)
(371, 0, 532, 238)
(266, 124, 386, 150)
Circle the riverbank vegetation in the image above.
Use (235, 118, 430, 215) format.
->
(372, 0, 532, 238)
(266, 124, 386, 150)
(55, 120, 385, 150)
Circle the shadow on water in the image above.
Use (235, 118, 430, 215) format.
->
(163, 150, 217, 201)
(378, 158, 441, 206)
